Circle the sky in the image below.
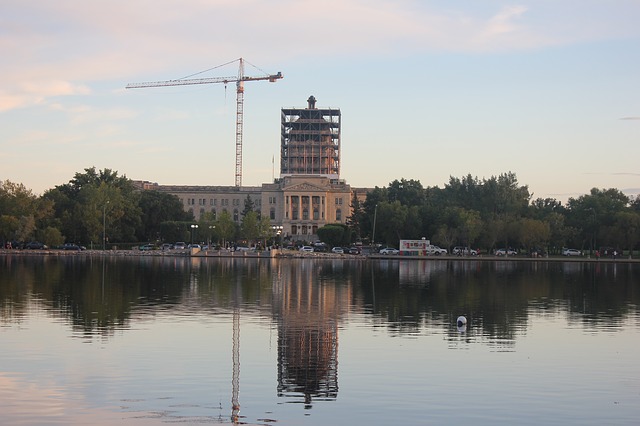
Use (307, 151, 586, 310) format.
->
(1, 0, 639, 204)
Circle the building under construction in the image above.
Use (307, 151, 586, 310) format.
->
(281, 96, 341, 178)
(136, 96, 372, 242)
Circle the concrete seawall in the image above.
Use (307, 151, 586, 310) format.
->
(2, 248, 638, 263)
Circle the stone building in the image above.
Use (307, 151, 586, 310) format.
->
(137, 96, 370, 242)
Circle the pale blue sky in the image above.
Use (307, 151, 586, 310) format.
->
(1, 0, 639, 203)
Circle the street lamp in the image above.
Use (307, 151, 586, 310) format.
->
(103, 200, 110, 251)
(271, 225, 283, 248)
(371, 204, 378, 250)
(190, 224, 199, 244)
(588, 208, 597, 257)
(208, 225, 215, 247)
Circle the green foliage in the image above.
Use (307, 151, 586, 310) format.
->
(4, 169, 640, 255)
(317, 224, 350, 247)
(241, 211, 260, 243)
(42, 167, 148, 245)
(356, 173, 639, 255)
(0, 215, 20, 242)
(40, 226, 64, 247)
(0, 180, 39, 216)
(257, 216, 274, 246)
(346, 193, 364, 240)
(216, 210, 236, 246)
(159, 221, 190, 243)
(607, 211, 640, 254)
(137, 190, 193, 241)
(241, 195, 255, 217)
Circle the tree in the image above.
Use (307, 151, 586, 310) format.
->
(40, 226, 64, 247)
(608, 211, 640, 257)
(376, 201, 408, 246)
(362, 186, 388, 241)
(0, 180, 39, 217)
(566, 188, 630, 252)
(517, 218, 550, 252)
(346, 193, 364, 241)
(0, 180, 49, 244)
(137, 190, 192, 241)
(241, 211, 259, 245)
(242, 195, 255, 217)
(0, 215, 20, 244)
(216, 210, 236, 247)
(388, 178, 425, 206)
(433, 224, 457, 251)
(457, 208, 482, 249)
(317, 224, 350, 248)
(159, 221, 190, 243)
(43, 167, 142, 245)
(257, 216, 273, 248)
(15, 215, 36, 242)
(545, 212, 569, 254)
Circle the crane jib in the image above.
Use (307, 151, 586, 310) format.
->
(125, 60, 283, 187)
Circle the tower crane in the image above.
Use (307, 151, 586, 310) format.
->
(126, 58, 283, 187)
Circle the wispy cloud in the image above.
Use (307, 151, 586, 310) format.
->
(477, 5, 529, 41)
(620, 116, 640, 120)
(2, 0, 639, 114)
(585, 172, 640, 177)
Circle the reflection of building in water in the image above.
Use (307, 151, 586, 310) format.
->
(273, 261, 350, 407)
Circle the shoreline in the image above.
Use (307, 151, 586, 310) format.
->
(1, 248, 638, 263)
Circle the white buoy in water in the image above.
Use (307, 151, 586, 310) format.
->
(456, 316, 467, 327)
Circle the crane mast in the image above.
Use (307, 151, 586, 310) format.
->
(126, 58, 283, 187)
(235, 60, 244, 188)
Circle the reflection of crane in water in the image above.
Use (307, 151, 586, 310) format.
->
(231, 276, 241, 423)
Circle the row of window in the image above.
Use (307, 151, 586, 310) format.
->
(287, 208, 341, 221)
(283, 196, 344, 206)
(185, 198, 262, 207)
(190, 208, 241, 222)
(185, 196, 342, 208)
(290, 225, 318, 235)
(190, 206, 341, 222)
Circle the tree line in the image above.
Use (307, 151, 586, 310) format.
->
(2, 168, 639, 254)
(349, 172, 640, 255)
(0, 167, 277, 249)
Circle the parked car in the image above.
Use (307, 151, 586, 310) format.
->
(187, 244, 201, 249)
(430, 245, 448, 255)
(379, 247, 399, 255)
(495, 248, 517, 256)
(348, 246, 361, 255)
(331, 247, 344, 254)
(161, 243, 173, 250)
(62, 243, 83, 251)
(139, 244, 155, 251)
(299, 246, 314, 252)
(173, 242, 187, 249)
(313, 243, 328, 252)
(25, 241, 47, 250)
(453, 246, 478, 256)
(562, 248, 582, 256)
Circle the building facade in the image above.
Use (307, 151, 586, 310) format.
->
(138, 96, 369, 243)
(281, 95, 340, 178)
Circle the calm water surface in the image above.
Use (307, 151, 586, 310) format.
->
(1, 255, 639, 425)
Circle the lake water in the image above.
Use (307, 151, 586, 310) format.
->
(1, 255, 639, 425)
